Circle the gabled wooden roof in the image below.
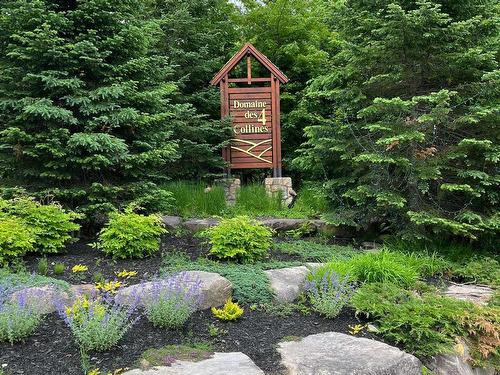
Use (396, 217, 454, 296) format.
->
(210, 43, 289, 85)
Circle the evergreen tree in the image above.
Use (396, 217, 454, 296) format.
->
(0, 0, 189, 221)
(295, 0, 499, 241)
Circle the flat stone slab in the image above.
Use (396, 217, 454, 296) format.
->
(115, 271, 232, 310)
(182, 218, 219, 232)
(265, 264, 322, 303)
(123, 352, 264, 375)
(278, 332, 422, 375)
(444, 284, 494, 305)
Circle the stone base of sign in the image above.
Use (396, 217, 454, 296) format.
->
(264, 177, 296, 206)
(216, 178, 240, 206)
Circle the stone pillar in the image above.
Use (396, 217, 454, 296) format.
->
(264, 177, 296, 206)
(216, 178, 240, 206)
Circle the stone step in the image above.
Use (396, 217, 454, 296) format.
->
(277, 332, 422, 375)
(122, 352, 264, 375)
(443, 284, 494, 305)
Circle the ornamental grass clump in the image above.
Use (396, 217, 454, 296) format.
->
(0, 287, 43, 344)
(304, 271, 356, 318)
(143, 273, 202, 329)
(58, 291, 140, 352)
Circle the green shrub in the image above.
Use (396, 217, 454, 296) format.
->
(6, 198, 80, 254)
(200, 216, 273, 263)
(455, 257, 500, 287)
(314, 250, 420, 286)
(53, 262, 65, 275)
(351, 283, 500, 366)
(92, 209, 167, 259)
(37, 258, 48, 276)
(211, 299, 244, 320)
(0, 216, 35, 265)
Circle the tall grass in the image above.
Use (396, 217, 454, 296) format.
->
(231, 184, 284, 217)
(163, 181, 226, 218)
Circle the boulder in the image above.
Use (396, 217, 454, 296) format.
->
(122, 352, 264, 375)
(259, 218, 310, 231)
(265, 266, 311, 303)
(444, 284, 494, 305)
(115, 271, 232, 310)
(161, 216, 183, 230)
(424, 340, 496, 375)
(182, 218, 219, 232)
(277, 332, 422, 375)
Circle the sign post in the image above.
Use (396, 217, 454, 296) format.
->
(211, 43, 289, 177)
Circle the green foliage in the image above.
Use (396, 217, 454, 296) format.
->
(0, 296, 43, 344)
(200, 216, 273, 263)
(455, 257, 500, 287)
(294, 0, 499, 241)
(0, 216, 34, 265)
(351, 282, 500, 366)
(92, 209, 167, 259)
(36, 258, 48, 276)
(164, 181, 226, 218)
(275, 240, 358, 262)
(211, 299, 244, 321)
(4, 198, 80, 254)
(53, 262, 65, 275)
(0, 268, 69, 292)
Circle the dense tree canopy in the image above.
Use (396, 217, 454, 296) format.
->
(0, 0, 498, 240)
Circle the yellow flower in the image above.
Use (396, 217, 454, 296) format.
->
(66, 295, 106, 323)
(95, 280, 122, 293)
(348, 324, 365, 335)
(115, 270, 137, 279)
(72, 264, 88, 273)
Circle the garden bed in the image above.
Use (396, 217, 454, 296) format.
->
(0, 306, 373, 375)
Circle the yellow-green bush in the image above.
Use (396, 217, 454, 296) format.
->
(0, 216, 34, 265)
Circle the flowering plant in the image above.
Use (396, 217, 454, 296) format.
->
(58, 290, 140, 352)
(143, 273, 202, 329)
(0, 286, 43, 343)
(95, 280, 122, 294)
(304, 271, 356, 318)
(115, 270, 137, 279)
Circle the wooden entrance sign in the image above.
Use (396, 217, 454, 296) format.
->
(210, 43, 289, 177)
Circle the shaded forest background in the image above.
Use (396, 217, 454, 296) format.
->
(0, 0, 498, 242)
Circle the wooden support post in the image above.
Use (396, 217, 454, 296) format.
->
(221, 75, 231, 177)
(246, 55, 252, 85)
(271, 75, 278, 177)
(275, 79, 282, 177)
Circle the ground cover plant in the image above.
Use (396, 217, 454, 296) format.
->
(92, 209, 167, 259)
(199, 216, 273, 263)
(351, 282, 500, 369)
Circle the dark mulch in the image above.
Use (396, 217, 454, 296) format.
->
(0, 307, 376, 375)
(22, 235, 206, 285)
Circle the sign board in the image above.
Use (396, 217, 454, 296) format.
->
(210, 43, 288, 176)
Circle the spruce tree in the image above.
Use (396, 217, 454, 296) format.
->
(0, 0, 190, 221)
(295, 0, 499, 241)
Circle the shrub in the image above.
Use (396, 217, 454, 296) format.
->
(455, 257, 500, 287)
(92, 209, 167, 259)
(0, 287, 43, 344)
(58, 293, 139, 352)
(200, 216, 273, 263)
(53, 262, 65, 275)
(7, 198, 80, 254)
(304, 271, 356, 318)
(0, 216, 35, 265)
(351, 282, 500, 366)
(37, 258, 48, 276)
(143, 274, 202, 328)
(211, 299, 244, 321)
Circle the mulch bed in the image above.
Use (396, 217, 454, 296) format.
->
(0, 306, 375, 375)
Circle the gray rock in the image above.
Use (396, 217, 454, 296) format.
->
(9, 285, 68, 314)
(265, 266, 310, 303)
(444, 284, 494, 305)
(161, 216, 183, 230)
(259, 218, 310, 231)
(122, 352, 264, 375)
(182, 218, 219, 232)
(424, 340, 496, 375)
(277, 332, 422, 375)
(115, 271, 232, 310)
